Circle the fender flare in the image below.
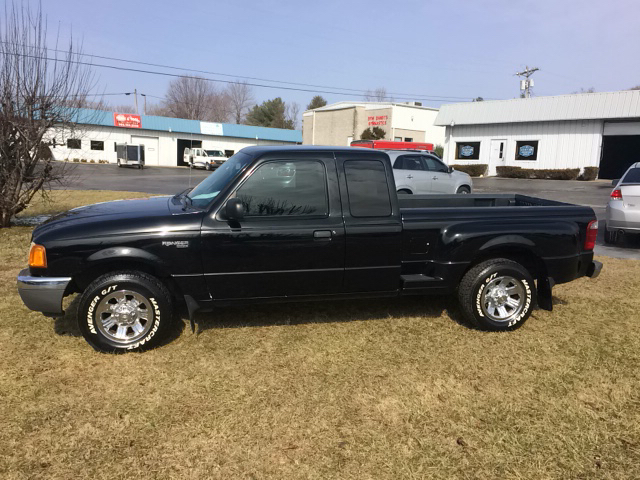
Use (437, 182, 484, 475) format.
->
(84, 247, 170, 276)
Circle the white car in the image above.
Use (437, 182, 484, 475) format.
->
(386, 150, 473, 194)
(605, 162, 640, 244)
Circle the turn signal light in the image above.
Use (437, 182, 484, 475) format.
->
(28, 244, 47, 268)
(584, 220, 598, 251)
(611, 189, 622, 200)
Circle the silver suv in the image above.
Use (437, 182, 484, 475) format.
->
(605, 162, 640, 244)
(385, 150, 473, 194)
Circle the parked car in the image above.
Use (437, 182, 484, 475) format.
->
(116, 144, 145, 169)
(17, 146, 601, 353)
(605, 162, 640, 244)
(387, 150, 472, 194)
(184, 147, 223, 170)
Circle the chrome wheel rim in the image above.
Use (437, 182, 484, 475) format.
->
(480, 275, 526, 323)
(95, 290, 153, 344)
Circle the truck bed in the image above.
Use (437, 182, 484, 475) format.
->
(398, 193, 568, 210)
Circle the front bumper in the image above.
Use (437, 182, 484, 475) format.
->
(16, 269, 71, 315)
(587, 260, 603, 279)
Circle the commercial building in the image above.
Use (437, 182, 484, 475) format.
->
(435, 90, 640, 178)
(302, 102, 445, 147)
(49, 108, 302, 166)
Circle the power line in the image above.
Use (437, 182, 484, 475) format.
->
(0, 41, 487, 102)
(515, 66, 539, 98)
(4, 50, 478, 103)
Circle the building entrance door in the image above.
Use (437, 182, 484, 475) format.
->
(489, 139, 506, 176)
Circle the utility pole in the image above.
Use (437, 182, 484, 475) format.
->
(515, 66, 539, 98)
(133, 88, 139, 114)
(140, 93, 147, 115)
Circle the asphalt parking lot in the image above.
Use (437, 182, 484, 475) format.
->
(58, 162, 638, 259)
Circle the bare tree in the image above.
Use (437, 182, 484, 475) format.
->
(162, 75, 230, 122)
(286, 101, 301, 129)
(364, 87, 392, 102)
(226, 80, 254, 124)
(111, 104, 137, 113)
(0, 2, 95, 227)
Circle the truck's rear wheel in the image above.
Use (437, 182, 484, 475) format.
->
(77, 271, 174, 353)
(458, 258, 536, 331)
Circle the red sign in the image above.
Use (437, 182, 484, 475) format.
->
(113, 113, 141, 128)
(368, 115, 388, 126)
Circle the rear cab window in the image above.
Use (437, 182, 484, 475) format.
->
(344, 160, 392, 217)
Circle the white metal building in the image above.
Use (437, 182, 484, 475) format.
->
(49, 109, 302, 167)
(435, 90, 640, 178)
(302, 101, 445, 147)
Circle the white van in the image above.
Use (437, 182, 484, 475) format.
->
(184, 148, 227, 170)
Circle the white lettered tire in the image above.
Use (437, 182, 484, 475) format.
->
(458, 258, 536, 331)
(77, 271, 173, 353)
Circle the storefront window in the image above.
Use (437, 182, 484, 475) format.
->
(515, 140, 539, 160)
(455, 142, 481, 160)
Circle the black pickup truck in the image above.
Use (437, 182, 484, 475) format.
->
(17, 146, 602, 352)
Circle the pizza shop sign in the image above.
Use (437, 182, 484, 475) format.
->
(368, 115, 388, 126)
(113, 113, 141, 128)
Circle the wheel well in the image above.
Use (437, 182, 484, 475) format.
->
(397, 188, 412, 194)
(69, 260, 182, 300)
(465, 247, 547, 280)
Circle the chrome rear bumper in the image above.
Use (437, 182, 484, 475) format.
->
(587, 261, 603, 279)
(16, 268, 71, 315)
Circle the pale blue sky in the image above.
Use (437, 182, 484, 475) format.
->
(32, 0, 640, 112)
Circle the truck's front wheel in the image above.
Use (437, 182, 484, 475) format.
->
(458, 259, 536, 331)
(77, 271, 174, 353)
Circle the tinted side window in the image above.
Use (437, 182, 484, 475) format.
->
(394, 155, 424, 171)
(236, 161, 328, 217)
(423, 156, 448, 173)
(344, 160, 392, 217)
(622, 168, 640, 184)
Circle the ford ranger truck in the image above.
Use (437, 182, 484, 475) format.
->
(17, 146, 602, 352)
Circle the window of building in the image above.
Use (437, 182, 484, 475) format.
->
(394, 137, 402, 142)
(224, 150, 235, 157)
(91, 140, 104, 151)
(455, 141, 481, 160)
(67, 139, 81, 149)
(393, 155, 424, 171)
(236, 160, 328, 217)
(515, 140, 539, 160)
(404, 137, 413, 142)
(344, 160, 391, 217)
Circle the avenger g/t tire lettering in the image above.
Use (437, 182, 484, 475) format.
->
(77, 271, 173, 353)
(458, 258, 536, 331)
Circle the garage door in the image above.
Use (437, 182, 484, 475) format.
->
(600, 135, 640, 180)
(131, 136, 159, 166)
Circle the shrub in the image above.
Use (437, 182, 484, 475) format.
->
(496, 166, 529, 178)
(89, 159, 95, 163)
(451, 164, 488, 177)
(578, 166, 599, 181)
(496, 166, 580, 180)
(72, 158, 80, 163)
(80, 159, 87, 163)
(434, 144, 444, 158)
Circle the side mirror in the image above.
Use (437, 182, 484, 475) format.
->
(448, 166, 454, 174)
(611, 179, 619, 187)
(225, 198, 244, 221)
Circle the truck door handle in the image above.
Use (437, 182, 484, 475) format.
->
(433, 176, 438, 180)
(406, 174, 413, 179)
(313, 230, 332, 240)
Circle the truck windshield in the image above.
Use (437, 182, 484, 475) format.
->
(189, 152, 253, 208)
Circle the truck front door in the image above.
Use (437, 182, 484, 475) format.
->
(200, 154, 345, 299)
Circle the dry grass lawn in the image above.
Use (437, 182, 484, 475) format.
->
(1, 191, 639, 479)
